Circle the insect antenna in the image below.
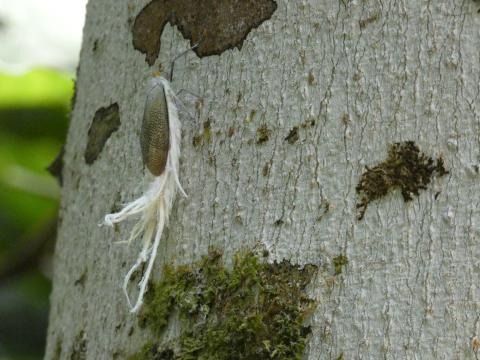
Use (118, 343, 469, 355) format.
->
(169, 41, 200, 82)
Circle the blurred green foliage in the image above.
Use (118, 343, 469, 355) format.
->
(0, 68, 73, 360)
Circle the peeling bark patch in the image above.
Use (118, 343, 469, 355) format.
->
(132, 0, 277, 65)
(70, 330, 87, 360)
(285, 126, 299, 144)
(47, 144, 65, 185)
(356, 141, 448, 220)
(84, 103, 120, 165)
(131, 249, 317, 360)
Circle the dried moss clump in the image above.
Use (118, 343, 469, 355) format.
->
(356, 141, 448, 220)
(130, 249, 318, 360)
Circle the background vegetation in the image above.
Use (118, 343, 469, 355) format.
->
(0, 68, 73, 360)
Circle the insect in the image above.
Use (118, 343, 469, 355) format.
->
(102, 43, 198, 313)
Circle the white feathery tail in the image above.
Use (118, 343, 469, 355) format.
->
(102, 76, 186, 313)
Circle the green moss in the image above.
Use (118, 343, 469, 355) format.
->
(52, 338, 62, 360)
(202, 120, 212, 143)
(332, 255, 348, 275)
(128, 342, 174, 360)
(70, 330, 87, 360)
(131, 249, 317, 360)
(356, 141, 448, 220)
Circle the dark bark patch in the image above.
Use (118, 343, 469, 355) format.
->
(359, 12, 380, 30)
(332, 255, 348, 275)
(192, 134, 202, 147)
(92, 39, 99, 52)
(71, 65, 80, 112)
(356, 141, 448, 220)
(132, 0, 278, 65)
(256, 124, 270, 144)
(192, 119, 212, 147)
(74, 269, 88, 288)
(316, 200, 330, 222)
(47, 144, 65, 185)
(84, 103, 120, 165)
(301, 119, 315, 128)
(285, 126, 299, 144)
(307, 71, 315, 86)
(262, 161, 271, 177)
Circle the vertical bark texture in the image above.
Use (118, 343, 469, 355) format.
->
(46, 0, 480, 359)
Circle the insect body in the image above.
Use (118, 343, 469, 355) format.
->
(141, 80, 170, 176)
(103, 43, 198, 313)
(103, 75, 186, 313)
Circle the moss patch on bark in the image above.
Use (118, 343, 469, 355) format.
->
(356, 141, 448, 220)
(129, 249, 317, 360)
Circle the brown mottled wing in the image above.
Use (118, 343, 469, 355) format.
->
(140, 84, 170, 176)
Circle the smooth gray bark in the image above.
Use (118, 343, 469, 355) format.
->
(45, 0, 480, 359)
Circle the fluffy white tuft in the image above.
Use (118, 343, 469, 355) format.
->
(102, 76, 185, 313)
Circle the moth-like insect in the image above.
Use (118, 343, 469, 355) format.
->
(102, 44, 197, 313)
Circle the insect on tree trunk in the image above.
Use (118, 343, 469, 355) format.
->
(45, 0, 480, 359)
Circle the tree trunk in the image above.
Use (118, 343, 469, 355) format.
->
(45, 0, 480, 359)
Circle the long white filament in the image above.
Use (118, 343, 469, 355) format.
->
(102, 77, 185, 313)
